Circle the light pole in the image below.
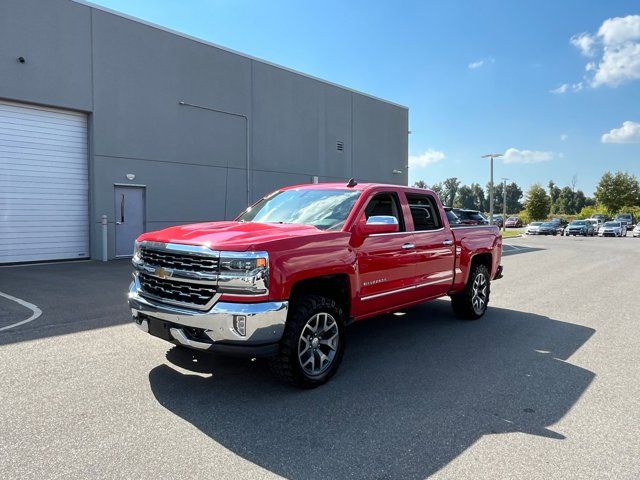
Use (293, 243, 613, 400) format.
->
(481, 153, 503, 224)
(501, 177, 508, 231)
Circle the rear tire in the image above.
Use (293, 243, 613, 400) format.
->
(269, 294, 345, 388)
(451, 263, 491, 320)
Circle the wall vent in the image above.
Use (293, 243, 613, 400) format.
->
(336, 141, 344, 152)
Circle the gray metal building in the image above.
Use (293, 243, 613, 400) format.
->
(0, 0, 408, 263)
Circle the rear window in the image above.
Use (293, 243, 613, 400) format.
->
(406, 193, 442, 231)
(469, 212, 487, 222)
(446, 210, 460, 224)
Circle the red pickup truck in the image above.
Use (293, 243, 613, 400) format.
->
(129, 182, 502, 387)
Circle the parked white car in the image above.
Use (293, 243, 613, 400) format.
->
(586, 218, 602, 232)
(526, 222, 543, 235)
(633, 223, 640, 238)
(598, 221, 627, 237)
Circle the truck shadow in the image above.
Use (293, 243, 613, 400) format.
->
(148, 301, 595, 479)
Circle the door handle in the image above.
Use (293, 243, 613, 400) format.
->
(402, 243, 415, 250)
(443, 239, 454, 246)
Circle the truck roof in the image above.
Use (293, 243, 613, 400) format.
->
(279, 182, 436, 195)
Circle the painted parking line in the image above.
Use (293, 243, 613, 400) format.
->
(0, 291, 42, 332)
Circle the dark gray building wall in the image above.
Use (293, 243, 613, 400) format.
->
(0, 0, 408, 260)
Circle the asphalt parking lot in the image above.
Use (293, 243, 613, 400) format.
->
(1, 235, 639, 479)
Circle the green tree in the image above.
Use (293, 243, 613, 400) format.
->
(525, 184, 551, 220)
(487, 181, 523, 214)
(556, 186, 575, 214)
(595, 171, 640, 214)
(454, 185, 475, 209)
(548, 180, 561, 214)
(470, 183, 485, 211)
(573, 190, 587, 213)
(493, 182, 505, 214)
(576, 205, 606, 219)
(413, 180, 428, 189)
(430, 182, 445, 198)
(506, 182, 524, 213)
(443, 177, 460, 207)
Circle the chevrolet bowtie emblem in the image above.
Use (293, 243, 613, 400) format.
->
(154, 266, 171, 279)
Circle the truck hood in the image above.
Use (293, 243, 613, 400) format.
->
(137, 221, 325, 250)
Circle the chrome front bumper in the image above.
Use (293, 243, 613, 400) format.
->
(128, 276, 288, 354)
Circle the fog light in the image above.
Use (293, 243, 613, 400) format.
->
(233, 315, 247, 336)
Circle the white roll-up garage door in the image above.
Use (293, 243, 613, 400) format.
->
(0, 100, 89, 263)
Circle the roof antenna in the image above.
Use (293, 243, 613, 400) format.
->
(346, 178, 358, 188)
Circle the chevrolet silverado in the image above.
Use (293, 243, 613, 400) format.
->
(129, 182, 503, 387)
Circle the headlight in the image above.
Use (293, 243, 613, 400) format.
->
(218, 251, 269, 295)
(132, 241, 142, 263)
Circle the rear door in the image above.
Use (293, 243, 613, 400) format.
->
(405, 192, 456, 299)
(355, 191, 417, 315)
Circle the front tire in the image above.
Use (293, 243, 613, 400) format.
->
(451, 263, 490, 320)
(269, 294, 345, 388)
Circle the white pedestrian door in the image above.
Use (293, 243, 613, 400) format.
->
(114, 186, 145, 257)
(0, 100, 89, 263)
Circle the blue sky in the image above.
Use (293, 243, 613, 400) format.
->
(91, 0, 640, 196)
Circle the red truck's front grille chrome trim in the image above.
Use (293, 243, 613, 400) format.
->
(137, 273, 219, 310)
(140, 248, 219, 273)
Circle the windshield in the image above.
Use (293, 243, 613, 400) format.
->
(616, 214, 631, 219)
(530, 222, 542, 226)
(571, 221, 587, 226)
(541, 222, 555, 227)
(604, 222, 620, 227)
(237, 188, 361, 230)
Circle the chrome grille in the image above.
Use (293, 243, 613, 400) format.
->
(138, 273, 215, 308)
(140, 248, 219, 273)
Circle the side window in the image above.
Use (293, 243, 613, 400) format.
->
(406, 193, 442, 231)
(364, 192, 406, 231)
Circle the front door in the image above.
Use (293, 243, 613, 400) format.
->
(114, 186, 145, 257)
(355, 192, 417, 316)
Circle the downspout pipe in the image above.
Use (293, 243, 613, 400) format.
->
(178, 101, 250, 206)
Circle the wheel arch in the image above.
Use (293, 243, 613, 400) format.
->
(288, 274, 351, 316)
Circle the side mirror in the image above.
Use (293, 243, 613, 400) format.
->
(360, 215, 399, 235)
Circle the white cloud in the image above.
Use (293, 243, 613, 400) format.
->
(560, 134, 569, 141)
(550, 83, 569, 94)
(408, 149, 445, 167)
(564, 15, 640, 88)
(502, 148, 558, 164)
(570, 32, 597, 56)
(601, 120, 640, 143)
(550, 82, 583, 94)
(598, 15, 640, 45)
(592, 41, 640, 86)
(468, 57, 494, 69)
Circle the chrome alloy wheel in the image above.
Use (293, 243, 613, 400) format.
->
(471, 273, 488, 315)
(298, 312, 339, 376)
